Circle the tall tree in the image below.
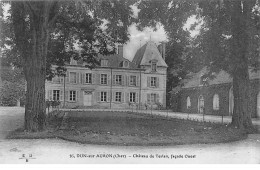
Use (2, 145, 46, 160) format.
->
(1, 0, 135, 132)
(136, 0, 196, 107)
(194, 0, 260, 131)
(0, 66, 26, 106)
(136, 0, 259, 131)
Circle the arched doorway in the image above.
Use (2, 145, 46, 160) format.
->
(257, 92, 260, 118)
(198, 95, 204, 114)
(229, 87, 234, 116)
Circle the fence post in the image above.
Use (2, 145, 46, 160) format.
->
(167, 107, 168, 119)
(203, 107, 205, 122)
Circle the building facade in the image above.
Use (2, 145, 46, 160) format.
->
(177, 68, 260, 118)
(45, 41, 168, 109)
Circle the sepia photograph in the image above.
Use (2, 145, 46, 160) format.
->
(0, 0, 259, 165)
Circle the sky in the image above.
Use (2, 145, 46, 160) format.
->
(123, 15, 199, 61)
(2, 3, 200, 61)
(123, 24, 168, 61)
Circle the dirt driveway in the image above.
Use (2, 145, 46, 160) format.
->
(0, 107, 259, 164)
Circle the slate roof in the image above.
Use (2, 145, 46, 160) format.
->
(182, 67, 260, 89)
(98, 53, 134, 68)
(96, 41, 167, 69)
(132, 41, 168, 68)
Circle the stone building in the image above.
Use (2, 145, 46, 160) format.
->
(45, 41, 167, 109)
(177, 68, 260, 118)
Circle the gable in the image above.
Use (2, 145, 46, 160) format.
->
(132, 41, 167, 68)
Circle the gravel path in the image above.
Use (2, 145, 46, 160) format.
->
(0, 107, 259, 164)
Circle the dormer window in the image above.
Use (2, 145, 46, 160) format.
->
(119, 61, 129, 68)
(123, 61, 129, 68)
(101, 59, 108, 67)
(151, 61, 157, 72)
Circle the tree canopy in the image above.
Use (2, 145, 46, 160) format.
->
(136, 0, 260, 131)
(0, 0, 136, 131)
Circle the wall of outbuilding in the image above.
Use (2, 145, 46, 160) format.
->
(177, 80, 260, 118)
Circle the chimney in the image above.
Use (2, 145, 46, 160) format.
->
(158, 42, 166, 60)
(118, 44, 123, 56)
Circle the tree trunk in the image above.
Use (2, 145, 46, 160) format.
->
(231, 68, 253, 130)
(230, 1, 254, 132)
(11, 1, 58, 132)
(24, 5, 50, 132)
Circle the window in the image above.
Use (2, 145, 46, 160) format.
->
(115, 75, 122, 85)
(115, 92, 122, 102)
(151, 77, 156, 87)
(151, 62, 157, 72)
(151, 93, 156, 103)
(130, 92, 136, 103)
(213, 94, 220, 110)
(69, 90, 76, 101)
(124, 61, 129, 68)
(70, 72, 77, 84)
(130, 76, 137, 86)
(187, 96, 191, 109)
(85, 73, 92, 84)
(101, 74, 107, 85)
(101, 92, 107, 102)
(53, 90, 60, 101)
(101, 59, 108, 66)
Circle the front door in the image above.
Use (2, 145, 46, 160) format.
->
(83, 91, 92, 106)
(198, 95, 204, 114)
(257, 92, 260, 118)
(229, 87, 234, 116)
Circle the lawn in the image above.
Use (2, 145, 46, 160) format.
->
(8, 110, 247, 146)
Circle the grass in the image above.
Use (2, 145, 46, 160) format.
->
(8, 110, 248, 146)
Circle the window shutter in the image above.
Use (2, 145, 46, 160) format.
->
(96, 91, 101, 102)
(96, 74, 100, 84)
(136, 76, 140, 86)
(92, 73, 95, 84)
(147, 93, 151, 104)
(122, 75, 125, 86)
(66, 91, 69, 101)
(156, 77, 159, 88)
(147, 77, 150, 87)
(136, 92, 139, 103)
(48, 90, 52, 100)
(60, 90, 64, 101)
(77, 73, 80, 84)
(66, 72, 69, 83)
(113, 92, 116, 102)
(76, 91, 80, 102)
(107, 91, 110, 102)
(121, 92, 124, 103)
(128, 75, 130, 86)
(107, 74, 111, 85)
(113, 75, 116, 85)
(156, 93, 159, 103)
(126, 92, 129, 103)
(81, 73, 84, 84)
